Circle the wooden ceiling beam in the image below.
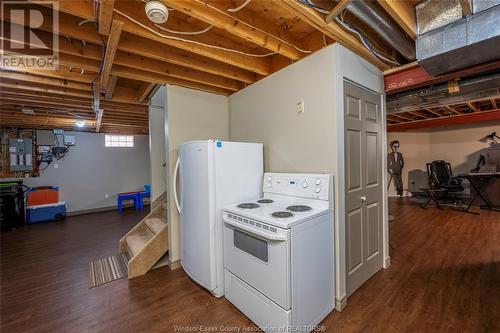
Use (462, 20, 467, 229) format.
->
(101, 20, 123, 89)
(444, 105, 461, 115)
(49, 0, 272, 75)
(162, 0, 303, 60)
(0, 81, 90, 99)
(98, 0, 116, 35)
(137, 83, 156, 103)
(205, 0, 310, 53)
(7, 23, 257, 85)
(8, 36, 243, 92)
(111, 65, 232, 96)
(119, 33, 256, 84)
(1, 105, 147, 122)
(105, 76, 118, 100)
(407, 111, 428, 119)
(377, 0, 417, 39)
(276, 0, 389, 70)
(0, 70, 91, 91)
(51, 52, 241, 93)
(2, 66, 98, 84)
(325, 0, 352, 23)
(1, 91, 148, 111)
(388, 109, 500, 132)
(424, 108, 443, 117)
(491, 99, 498, 109)
(1, 86, 145, 108)
(390, 113, 414, 121)
(466, 102, 478, 112)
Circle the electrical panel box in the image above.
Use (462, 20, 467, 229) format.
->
(9, 138, 33, 172)
(63, 135, 76, 146)
(36, 130, 55, 146)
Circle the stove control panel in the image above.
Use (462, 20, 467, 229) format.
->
(263, 173, 332, 201)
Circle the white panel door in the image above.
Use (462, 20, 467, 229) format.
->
(180, 141, 216, 291)
(344, 81, 383, 296)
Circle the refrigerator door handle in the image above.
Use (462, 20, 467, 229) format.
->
(173, 156, 181, 213)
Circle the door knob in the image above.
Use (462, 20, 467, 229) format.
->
(361, 196, 366, 202)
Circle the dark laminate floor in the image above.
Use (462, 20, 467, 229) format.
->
(1, 199, 499, 332)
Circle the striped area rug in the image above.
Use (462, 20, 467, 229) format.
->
(88, 253, 130, 289)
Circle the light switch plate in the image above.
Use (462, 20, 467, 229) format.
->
(297, 100, 304, 113)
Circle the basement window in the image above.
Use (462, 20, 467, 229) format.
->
(105, 135, 134, 148)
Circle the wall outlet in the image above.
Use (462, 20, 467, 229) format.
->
(53, 163, 58, 169)
(297, 100, 304, 113)
(104, 194, 110, 199)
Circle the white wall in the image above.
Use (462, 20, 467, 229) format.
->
(229, 43, 386, 309)
(166, 85, 229, 263)
(387, 121, 500, 195)
(21, 131, 150, 213)
(149, 87, 167, 202)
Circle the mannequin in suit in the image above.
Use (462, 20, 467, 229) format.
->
(388, 140, 404, 196)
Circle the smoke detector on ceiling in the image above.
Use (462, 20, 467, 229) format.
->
(145, 1, 169, 24)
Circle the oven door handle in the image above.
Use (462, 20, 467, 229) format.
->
(223, 217, 287, 242)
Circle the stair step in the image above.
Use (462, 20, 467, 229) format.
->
(145, 217, 166, 234)
(126, 228, 154, 257)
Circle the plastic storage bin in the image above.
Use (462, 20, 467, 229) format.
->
(26, 202, 66, 224)
(27, 186, 59, 206)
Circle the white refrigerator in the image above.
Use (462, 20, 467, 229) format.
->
(173, 140, 263, 297)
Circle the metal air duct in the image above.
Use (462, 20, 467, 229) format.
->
(346, 1, 416, 61)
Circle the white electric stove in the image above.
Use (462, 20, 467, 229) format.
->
(223, 173, 335, 333)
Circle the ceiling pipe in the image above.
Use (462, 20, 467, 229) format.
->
(346, 1, 416, 61)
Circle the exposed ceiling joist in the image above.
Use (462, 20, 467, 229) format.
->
(101, 20, 123, 89)
(466, 102, 478, 112)
(377, 0, 417, 39)
(162, 0, 303, 60)
(98, 0, 116, 35)
(444, 105, 461, 115)
(276, 0, 389, 70)
(137, 83, 156, 103)
(0, 70, 91, 91)
(325, 0, 352, 23)
(425, 108, 443, 117)
(51, 0, 272, 75)
(388, 109, 500, 132)
(105, 76, 118, 100)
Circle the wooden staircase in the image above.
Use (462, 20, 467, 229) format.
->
(119, 193, 168, 279)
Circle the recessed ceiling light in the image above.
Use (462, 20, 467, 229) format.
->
(145, 0, 169, 24)
(75, 120, 86, 128)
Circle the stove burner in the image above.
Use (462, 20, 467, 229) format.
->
(287, 205, 312, 212)
(237, 203, 259, 209)
(257, 199, 274, 204)
(272, 211, 294, 218)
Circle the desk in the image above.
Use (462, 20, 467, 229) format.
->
(456, 172, 500, 214)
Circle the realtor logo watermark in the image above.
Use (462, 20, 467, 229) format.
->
(1, 1, 59, 70)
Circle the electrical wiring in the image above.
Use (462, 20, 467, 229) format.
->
(227, 0, 252, 12)
(153, 23, 214, 35)
(296, 0, 400, 66)
(298, 0, 329, 14)
(113, 8, 277, 57)
(335, 17, 400, 66)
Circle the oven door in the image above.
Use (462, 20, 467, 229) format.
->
(223, 212, 290, 310)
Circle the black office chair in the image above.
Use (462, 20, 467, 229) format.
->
(426, 160, 464, 200)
